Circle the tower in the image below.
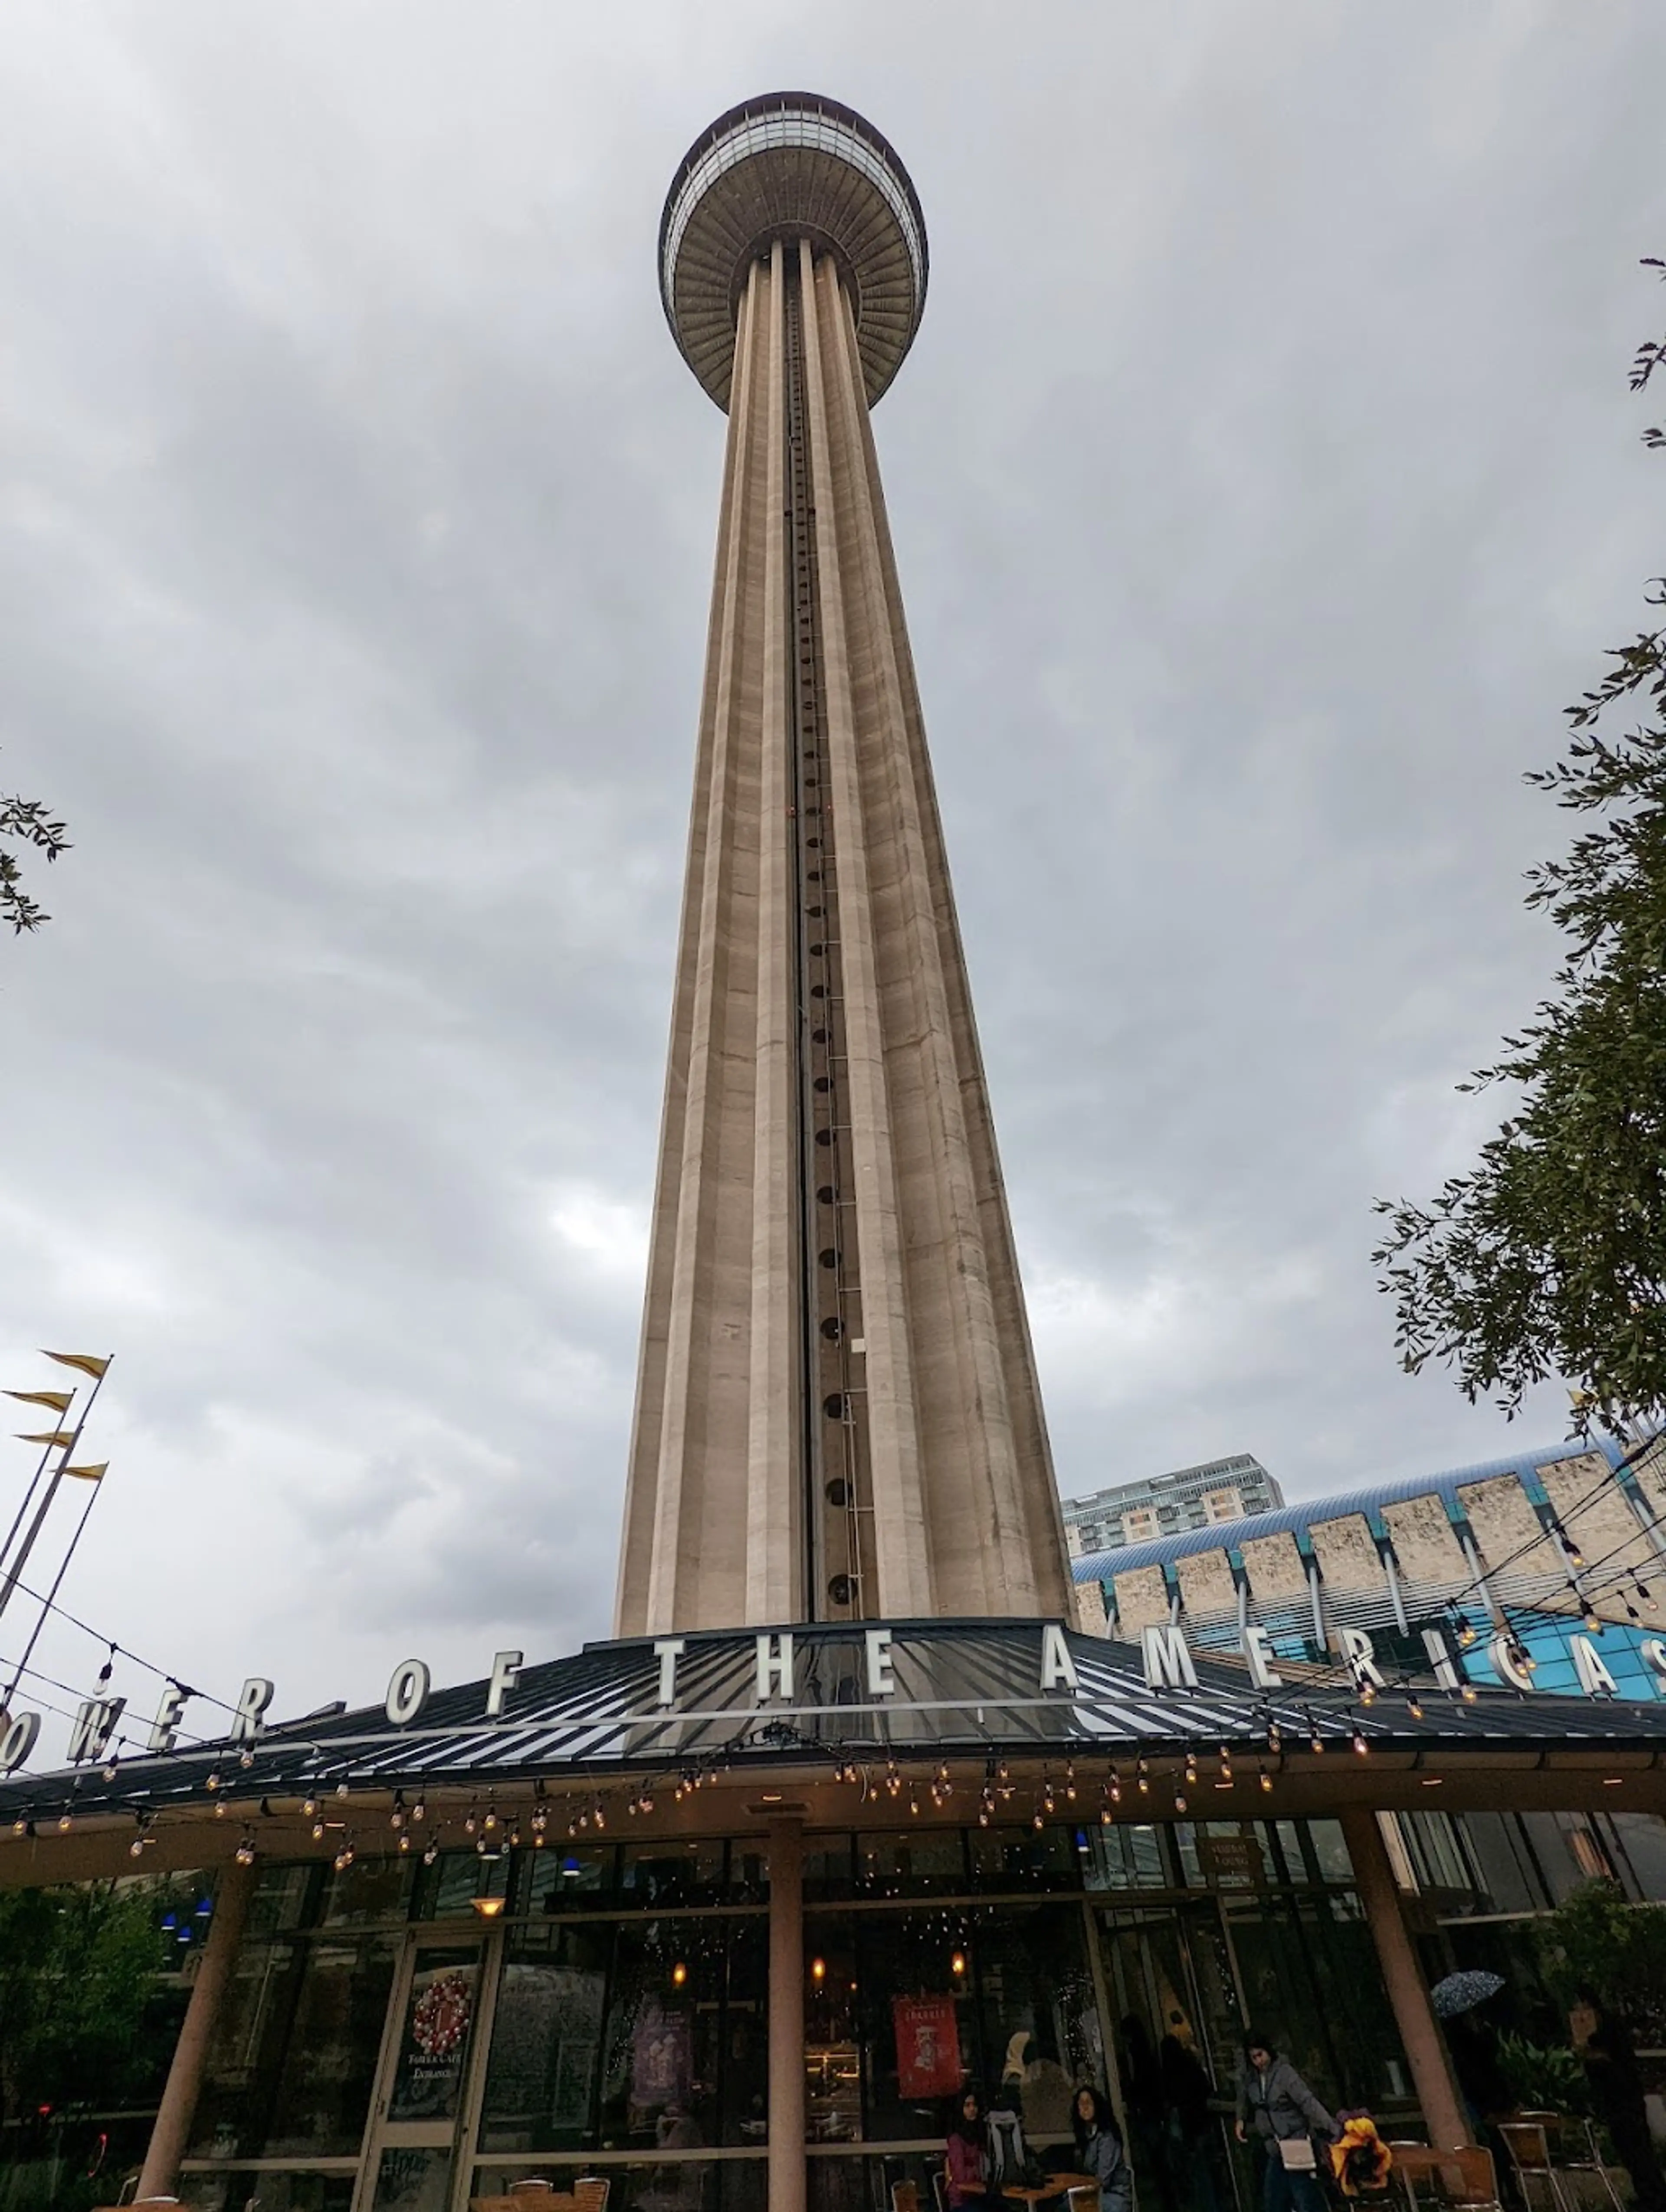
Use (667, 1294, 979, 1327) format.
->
(616, 95, 1072, 1636)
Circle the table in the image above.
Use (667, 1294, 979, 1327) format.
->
(1002, 2177, 1098, 2205)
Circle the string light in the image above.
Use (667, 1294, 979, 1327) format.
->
(1258, 1763, 1273, 1793)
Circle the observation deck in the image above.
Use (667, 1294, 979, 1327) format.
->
(659, 92, 928, 412)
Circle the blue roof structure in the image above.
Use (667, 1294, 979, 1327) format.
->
(1069, 1433, 1629, 1584)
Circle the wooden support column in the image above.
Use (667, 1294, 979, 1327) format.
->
(137, 1854, 255, 2199)
(767, 1818, 807, 2212)
(1340, 1807, 1468, 2149)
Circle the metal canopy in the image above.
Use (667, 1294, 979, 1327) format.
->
(1, 1620, 1659, 1828)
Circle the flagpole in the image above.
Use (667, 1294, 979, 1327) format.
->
(0, 1395, 79, 1588)
(0, 1358, 112, 1632)
(0, 1469, 109, 1720)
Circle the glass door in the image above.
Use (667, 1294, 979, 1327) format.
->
(354, 1937, 491, 2212)
(1096, 1902, 1248, 2212)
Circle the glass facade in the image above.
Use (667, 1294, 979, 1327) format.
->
(161, 1816, 1418, 2212)
(2, 1811, 1657, 2212)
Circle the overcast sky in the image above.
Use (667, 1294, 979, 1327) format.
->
(1, 2, 1662, 1756)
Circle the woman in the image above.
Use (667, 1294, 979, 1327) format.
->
(1569, 1989, 1666, 2212)
(946, 2086, 995, 2209)
(1233, 2032, 1335, 2212)
(1072, 2085, 1135, 2212)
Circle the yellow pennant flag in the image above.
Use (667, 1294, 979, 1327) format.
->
(16, 1430, 76, 1448)
(4, 1389, 73, 1414)
(42, 1351, 110, 1380)
(63, 1463, 106, 1482)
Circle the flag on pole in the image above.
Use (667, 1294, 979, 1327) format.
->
(16, 1431, 76, 1449)
(63, 1463, 107, 1482)
(41, 1352, 110, 1380)
(4, 1390, 73, 1414)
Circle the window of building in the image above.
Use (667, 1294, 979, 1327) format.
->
(1607, 1811, 1666, 1901)
(190, 1934, 400, 2161)
(1203, 1488, 1244, 1525)
(1122, 1509, 1158, 1545)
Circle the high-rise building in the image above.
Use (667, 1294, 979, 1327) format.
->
(616, 95, 1072, 1636)
(1062, 1452, 1282, 1555)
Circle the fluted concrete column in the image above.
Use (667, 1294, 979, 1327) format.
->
(1340, 1808, 1468, 2149)
(617, 237, 1072, 1636)
(137, 1854, 255, 2199)
(767, 1820, 807, 2212)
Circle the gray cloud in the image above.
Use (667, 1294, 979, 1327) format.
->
(1, 0, 1661, 1751)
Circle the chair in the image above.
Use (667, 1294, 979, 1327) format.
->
(931, 2170, 949, 2212)
(1555, 2120, 1626, 2212)
(1499, 2121, 1581, 2212)
(891, 2185, 921, 2212)
(573, 2184, 610, 2212)
(1066, 2189, 1102, 2212)
(1387, 2142, 1501, 2212)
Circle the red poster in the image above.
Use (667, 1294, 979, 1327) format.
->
(893, 1995, 963, 2098)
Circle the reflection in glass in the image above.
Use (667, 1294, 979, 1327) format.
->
(481, 1925, 612, 2152)
(969, 1824, 1084, 1893)
(190, 1935, 397, 2159)
(523, 1846, 615, 1915)
(371, 2145, 452, 2212)
(179, 2172, 356, 2212)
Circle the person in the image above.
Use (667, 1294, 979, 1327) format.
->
(1569, 1989, 1666, 2212)
(1072, 2085, 1135, 2212)
(1443, 2006, 1510, 2136)
(946, 2086, 998, 2209)
(1003, 2030, 1077, 2139)
(1160, 2020, 1223, 2212)
(1119, 2015, 1174, 2212)
(1234, 2032, 1335, 2212)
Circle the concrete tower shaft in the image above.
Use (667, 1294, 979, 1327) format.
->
(617, 103, 1071, 1636)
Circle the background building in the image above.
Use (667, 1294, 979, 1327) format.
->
(1073, 1433, 1666, 1701)
(1062, 1453, 1282, 1556)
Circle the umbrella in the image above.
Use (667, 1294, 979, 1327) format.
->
(1431, 1970, 1505, 2019)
